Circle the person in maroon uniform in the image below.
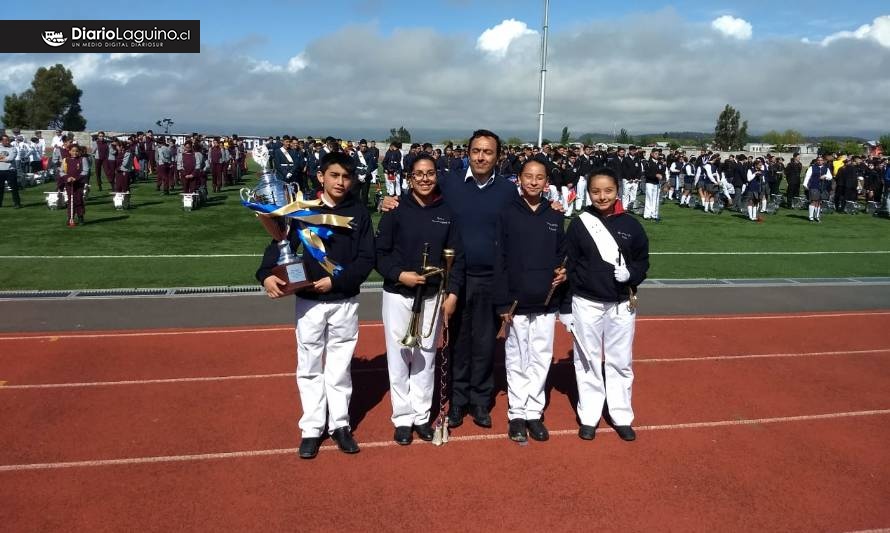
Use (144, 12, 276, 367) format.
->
(102, 135, 118, 190)
(58, 144, 90, 225)
(177, 141, 205, 194)
(145, 130, 156, 176)
(208, 137, 229, 193)
(91, 131, 110, 191)
(113, 140, 133, 193)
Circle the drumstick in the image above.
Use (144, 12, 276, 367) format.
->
(496, 300, 519, 340)
(543, 256, 568, 307)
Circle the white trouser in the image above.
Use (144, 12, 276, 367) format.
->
(571, 295, 636, 426)
(622, 179, 639, 208)
(382, 291, 442, 427)
(561, 185, 575, 217)
(574, 176, 590, 211)
(294, 296, 359, 438)
(505, 312, 556, 420)
(385, 172, 401, 196)
(644, 182, 660, 219)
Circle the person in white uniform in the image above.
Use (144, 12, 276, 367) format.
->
(563, 167, 650, 442)
(375, 153, 463, 445)
(257, 152, 376, 459)
(494, 159, 568, 442)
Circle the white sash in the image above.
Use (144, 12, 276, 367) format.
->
(579, 211, 623, 267)
(357, 150, 367, 171)
(279, 146, 293, 164)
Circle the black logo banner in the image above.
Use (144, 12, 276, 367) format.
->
(3, 20, 200, 53)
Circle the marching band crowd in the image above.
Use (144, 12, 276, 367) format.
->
(3, 125, 889, 225)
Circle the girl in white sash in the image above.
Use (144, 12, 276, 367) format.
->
(563, 167, 650, 442)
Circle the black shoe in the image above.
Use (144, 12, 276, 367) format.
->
(578, 425, 596, 440)
(614, 425, 636, 441)
(413, 422, 434, 441)
(471, 405, 492, 428)
(298, 437, 320, 459)
(393, 426, 412, 445)
(526, 419, 549, 441)
(447, 405, 467, 428)
(331, 426, 360, 454)
(508, 419, 527, 442)
(13, 204, 22, 209)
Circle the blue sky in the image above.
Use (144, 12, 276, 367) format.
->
(4, 1, 890, 138)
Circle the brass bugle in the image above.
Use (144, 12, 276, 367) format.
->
(423, 248, 455, 338)
(399, 243, 431, 348)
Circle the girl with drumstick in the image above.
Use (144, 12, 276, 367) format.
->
(563, 167, 650, 442)
(375, 153, 464, 446)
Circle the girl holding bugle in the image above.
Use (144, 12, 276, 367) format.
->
(493, 158, 568, 443)
(375, 153, 465, 446)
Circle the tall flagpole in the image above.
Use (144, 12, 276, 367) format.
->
(536, 0, 550, 147)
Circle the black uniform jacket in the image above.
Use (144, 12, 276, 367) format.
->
(565, 205, 649, 303)
(375, 190, 465, 298)
(256, 195, 375, 301)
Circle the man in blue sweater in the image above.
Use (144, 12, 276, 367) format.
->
(382, 129, 518, 429)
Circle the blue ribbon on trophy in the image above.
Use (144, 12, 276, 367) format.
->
(241, 169, 352, 277)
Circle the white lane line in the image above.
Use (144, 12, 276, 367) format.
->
(0, 254, 262, 259)
(1, 311, 889, 341)
(2, 251, 889, 259)
(2, 348, 887, 390)
(649, 251, 890, 255)
(1, 409, 887, 472)
(0, 323, 383, 341)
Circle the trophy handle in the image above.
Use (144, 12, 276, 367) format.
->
(239, 187, 251, 203)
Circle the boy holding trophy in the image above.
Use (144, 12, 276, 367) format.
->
(255, 152, 376, 459)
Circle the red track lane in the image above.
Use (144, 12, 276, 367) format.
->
(1, 313, 889, 385)
(0, 417, 887, 532)
(1, 353, 888, 465)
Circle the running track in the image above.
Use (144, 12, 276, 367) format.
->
(1, 312, 889, 532)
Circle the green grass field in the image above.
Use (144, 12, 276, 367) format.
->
(1, 166, 888, 289)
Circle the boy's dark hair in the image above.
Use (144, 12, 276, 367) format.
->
(319, 151, 356, 176)
(468, 129, 501, 157)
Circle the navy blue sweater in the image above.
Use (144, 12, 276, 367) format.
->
(439, 169, 517, 274)
(493, 195, 568, 315)
(255, 196, 375, 301)
(375, 191, 465, 298)
(565, 207, 649, 303)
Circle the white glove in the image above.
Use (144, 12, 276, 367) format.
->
(558, 313, 574, 334)
(614, 264, 630, 283)
(359, 175, 366, 183)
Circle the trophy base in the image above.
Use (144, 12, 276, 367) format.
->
(271, 261, 314, 295)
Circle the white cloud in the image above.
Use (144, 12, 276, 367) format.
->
(286, 53, 308, 72)
(2, 12, 887, 138)
(476, 19, 537, 58)
(711, 15, 753, 40)
(248, 52, 307, 73)
(804, 15, 890, 48)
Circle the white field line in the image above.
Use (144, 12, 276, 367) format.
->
(2, 251, 889, 259)
(0, 409, 887, 472)
(2, 348, 887, 390)
(2, 311, 889, 342)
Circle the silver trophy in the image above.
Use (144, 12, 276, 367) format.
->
(241, 171, 311, 293)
